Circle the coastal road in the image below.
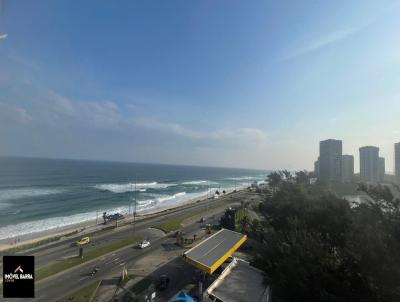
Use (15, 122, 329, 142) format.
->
(5, 208, 224, 301)
(2, 191, 247, 301)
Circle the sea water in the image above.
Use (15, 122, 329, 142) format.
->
(0, 157, 267, 240)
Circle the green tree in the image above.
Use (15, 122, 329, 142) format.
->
(253, 182, 400, 302)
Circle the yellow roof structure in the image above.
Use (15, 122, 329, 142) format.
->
(182, 228, 247, 274)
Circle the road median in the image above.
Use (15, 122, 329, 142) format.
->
(36, 235, 143, 281)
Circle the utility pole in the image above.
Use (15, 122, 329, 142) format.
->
(130, 182, 133, 216)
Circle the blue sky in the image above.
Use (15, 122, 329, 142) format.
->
(0, 0, 399, 171)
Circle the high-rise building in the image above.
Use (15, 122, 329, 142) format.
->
(342, 155, 354, 182)
(314, 158, 320, 177)
(396, 143, 400, 184)
(359, 146, 379, 183)
(378, 157, 385, 183)
(319, 139, 342, 181)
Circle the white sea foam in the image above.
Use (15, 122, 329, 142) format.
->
(138, 192, 186, 207)
(0, 203, 134, 241)
(0, 188, 64, 202)
(182, 180, 207, 185)
(182, 180, 218, 185)
(94, 182, 176, 193)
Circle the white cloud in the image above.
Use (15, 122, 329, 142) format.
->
(0, 103, 32, 125)
(0, 33, 7, 40)
(281, 25, 367, 61)
(134, 118, 268, 146)
(47, 90, 120, 127)
(15, 107, 32, 124)
(0, 90, 271, 168)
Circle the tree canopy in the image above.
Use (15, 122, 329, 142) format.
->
(253, 177, 400, 302)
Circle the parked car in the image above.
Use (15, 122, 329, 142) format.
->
(76, 236, 90, 246)
(139, 240, 150, 249)
(107, 213, 124, 221)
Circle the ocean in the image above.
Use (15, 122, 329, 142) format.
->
(0, 157, 268, 240)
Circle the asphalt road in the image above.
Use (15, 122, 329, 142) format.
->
(2, 191, 246, 301)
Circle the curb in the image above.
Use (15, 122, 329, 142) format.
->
(89, 280, 102, 302)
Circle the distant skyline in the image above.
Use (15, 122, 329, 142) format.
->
(1, 1, 399, 171)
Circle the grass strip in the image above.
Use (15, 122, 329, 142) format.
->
(36, 235, 142, 281)
(56, 280, 100, 302)
(157, 218, 183, 233)
(156, 200, 228, 233)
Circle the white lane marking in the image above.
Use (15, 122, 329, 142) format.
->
(119, 262, 126, 266)
(113, 257, 120, 261)
(61, 255, 76, 260)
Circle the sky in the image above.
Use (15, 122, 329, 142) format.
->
(0, 0, 399, 171)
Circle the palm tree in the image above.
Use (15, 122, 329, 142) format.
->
(282, 170, 292, 181)
(295, 170, 310, 184)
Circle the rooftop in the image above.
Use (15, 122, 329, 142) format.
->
(183, 228, 247, 274)
(206, 258, 269, 302)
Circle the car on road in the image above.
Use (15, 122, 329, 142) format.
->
(139, 240, 150, 249)
(76, 236, 90, 246)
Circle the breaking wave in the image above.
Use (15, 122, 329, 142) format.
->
(181, 180, 220, 185)
(94, 182, 176, 193)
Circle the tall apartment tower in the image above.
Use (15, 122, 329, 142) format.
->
(342, 155, 354, 182)
(378, 157, 385, 183)
(359, 146, 379, 183)
(396, 143, 400, 184)
(319, 139, 342, 181)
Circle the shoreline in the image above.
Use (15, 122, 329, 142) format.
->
(0, 187, 242, 252)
